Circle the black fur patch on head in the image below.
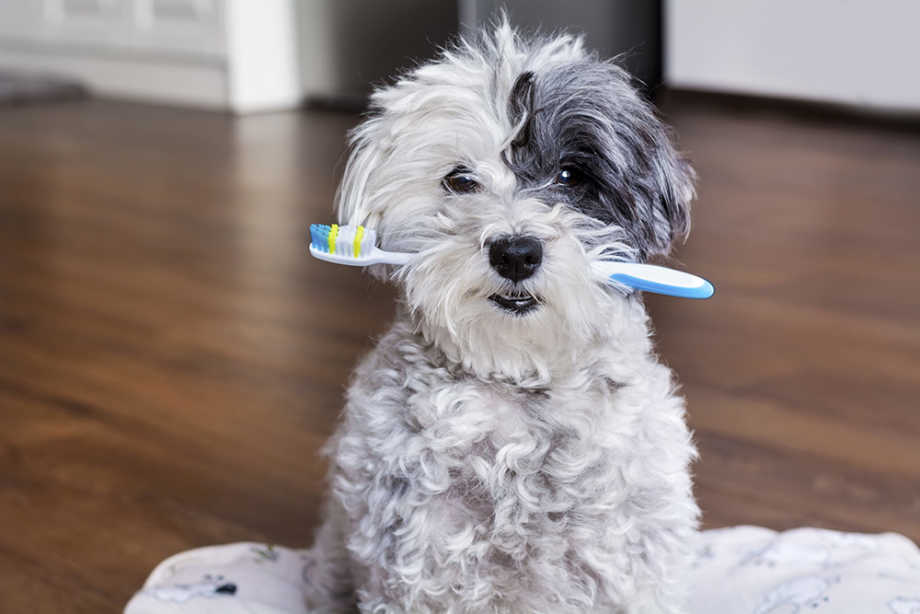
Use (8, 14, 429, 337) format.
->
(504, 61, 694, 259)
(508, 71, 535, 148)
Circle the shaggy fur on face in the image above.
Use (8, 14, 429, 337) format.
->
(303, 20, 700, 614)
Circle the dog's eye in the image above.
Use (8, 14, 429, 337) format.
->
(442, 167, 481, 194)
(555, 166, 583, 187)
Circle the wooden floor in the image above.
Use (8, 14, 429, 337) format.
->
(1, 97, 918, 612)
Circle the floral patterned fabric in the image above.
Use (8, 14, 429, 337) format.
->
(688, 527, 920, 613)
(125, 527, 920, 614)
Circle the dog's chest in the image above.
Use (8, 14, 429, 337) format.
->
(402, 376, 619, 515)
(337, 344, 692, 612)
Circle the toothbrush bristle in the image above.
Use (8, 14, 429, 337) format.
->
(335, 224, 352, 256)
(353, 225, 365, 257)
(309, 223, 378, 259)
(328, 224, 339, 254)
(359, 227, 377, 258)
(310, 224, 331, 252)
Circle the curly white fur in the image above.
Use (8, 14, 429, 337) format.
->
(303, 20, 700, 614)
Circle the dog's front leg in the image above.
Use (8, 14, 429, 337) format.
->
(302, 497, 357, 613)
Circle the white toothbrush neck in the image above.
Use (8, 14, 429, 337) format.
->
(594, 261, 702, 288)
(372, 248, 412, 266)
(308, 244, 414, 267)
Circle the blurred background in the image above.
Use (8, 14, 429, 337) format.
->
(1, 1, 918, 612)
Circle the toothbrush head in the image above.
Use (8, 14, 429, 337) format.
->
(309, 223, 413, 266)
(309, 224, 377, 258)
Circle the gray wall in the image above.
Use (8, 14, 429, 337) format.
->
(465, 0, 662, 88)
(297, 0, 662, 109)
(297, 0, 459, 107)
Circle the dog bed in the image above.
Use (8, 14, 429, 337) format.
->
(124, 526, 920, 613)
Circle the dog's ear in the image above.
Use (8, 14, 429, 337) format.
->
(600, 64, 696, 258)
(585, 62, 695, 259)
(637, 121, 695, 258)
(334, 117, 387, 229)
(640, 109, 695, 258)
(586, 62, 695, 259)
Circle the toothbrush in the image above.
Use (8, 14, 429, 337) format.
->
(309, 223, 411, 266)
(308, 224, 713, 299)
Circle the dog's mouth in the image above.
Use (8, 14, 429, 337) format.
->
(489, 292, 541, 315)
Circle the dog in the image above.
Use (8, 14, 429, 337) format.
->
(303, 20, 700, 614)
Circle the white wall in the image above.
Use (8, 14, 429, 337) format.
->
(0, 0, 299, 112)
(666, 0, 920, 111)
(0, 0, 457, 112)
(224, 0, 299, 113)
(0, 0, 229, 108)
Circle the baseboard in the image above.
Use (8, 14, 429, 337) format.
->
(0, 43, 229, 110)
(659, 87, 920, 132)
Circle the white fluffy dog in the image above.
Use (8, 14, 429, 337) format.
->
(303, 21, 700, 614)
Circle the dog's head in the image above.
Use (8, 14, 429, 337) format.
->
(336, 22, 694, 379)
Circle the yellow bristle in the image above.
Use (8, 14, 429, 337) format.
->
(354, 226, 365, 257)
(328, 224, 338, 254)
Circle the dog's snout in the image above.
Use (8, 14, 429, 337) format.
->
(489, 235, 543, 282)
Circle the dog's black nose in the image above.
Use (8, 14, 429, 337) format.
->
(489, 235, 543, 282)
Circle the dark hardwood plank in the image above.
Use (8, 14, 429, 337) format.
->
(1, 97, 918, 613)
(649, 97, 920, 540)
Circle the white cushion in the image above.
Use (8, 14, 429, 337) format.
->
(688, 526, 920, 613)
(125, 527, 920, 613)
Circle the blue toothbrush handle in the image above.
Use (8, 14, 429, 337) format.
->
(595, 262, 714, 299)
